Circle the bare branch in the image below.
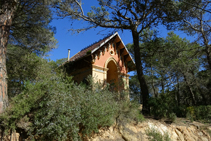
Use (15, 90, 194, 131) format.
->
(128, 8, 138, 21)
(183, 19, 201, 32)
(74, 0, 84, 15)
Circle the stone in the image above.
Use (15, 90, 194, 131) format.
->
(200, 137, 209, 141)
(9, 132, 20, 141)
(175, 128, 185, 141)
(3, 117, 210, 141)
(118, 122, 143, 141)
(94, 118, 210, 141)
(198, 131, 204, 136)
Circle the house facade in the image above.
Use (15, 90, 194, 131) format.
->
(64, 32, 135, 91)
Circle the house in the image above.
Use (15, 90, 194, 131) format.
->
(63, 32, 135, 91)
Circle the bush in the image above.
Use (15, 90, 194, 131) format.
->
(118, 100, 144, 123)
(168, 113, 177, 122)
(146, 128, 170, 141)
(1, 63, 119, 140)
(78, 82, 118, 136)
(186, 105, 211, 122)
(1, 59, 145, 140)
(149, 93, 178, 121)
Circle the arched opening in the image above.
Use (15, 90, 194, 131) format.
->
(107, 60, 118, 91)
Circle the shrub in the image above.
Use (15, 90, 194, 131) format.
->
(1, 60, 145, 140)
(168, 113, 177, 122)
(186, 105, 211, 122)
(117, 99, 144, 123)
(1, 65, 119, 140)
(78, 82, 118, 136)
(149, 93, 178, 121)
(146, 128, 170, 141)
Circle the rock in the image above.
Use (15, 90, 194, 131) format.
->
(208, 126, 211, 131)
(88, 118, 211, 141)
(200, 137, 209, 141)
(10, 133, 20, 141)
(2, 118, 210, 141)
(175, 128, 185, 141)
(198, 131, 203, 136)
(118, 121, 143, 141)
(88, 127, 124, 141)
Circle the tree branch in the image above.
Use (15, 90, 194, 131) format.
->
(183, 19, 201, 32)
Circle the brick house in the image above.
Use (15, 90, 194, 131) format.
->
(63, 32, 135, 91)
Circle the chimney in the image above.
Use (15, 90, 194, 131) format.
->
(68, 49, 70, 61)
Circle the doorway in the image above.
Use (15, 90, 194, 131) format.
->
(107, 60, 118, 91)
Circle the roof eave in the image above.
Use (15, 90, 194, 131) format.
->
(91, 32, 135, 66)
(91, 32, 119, 54)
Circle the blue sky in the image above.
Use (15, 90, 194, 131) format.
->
(48, 1, 194, 63)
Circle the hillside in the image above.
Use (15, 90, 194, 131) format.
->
(88, 117, 211, 141)
(3, 117, 211, 141)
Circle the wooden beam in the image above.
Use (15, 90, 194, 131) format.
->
(110, 35, 116, 42)
(124, 54, 129, 62)
(120, 48, 125, 55)
(116, 41, 121, 48)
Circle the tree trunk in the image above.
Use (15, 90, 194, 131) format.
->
(0, 1, 14, 113)
(161, 73, 164, 93)
(190, 70, 207, 105)
(181, 71, 196, 105)
(150, 64, 157, 98)
(205, 46, 211, 71)
(132, 29, 150, 115)
(176, 73, 180, 106)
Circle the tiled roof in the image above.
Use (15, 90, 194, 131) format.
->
(69, 33, 114, 62)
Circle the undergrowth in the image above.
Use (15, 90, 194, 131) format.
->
(186, 106, 211, 123)
(146, 128, 170, 141)
(0, 67, 144, 141)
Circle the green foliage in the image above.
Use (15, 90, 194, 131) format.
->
(86, 50, 92, 55)
(56, 0, 183, 33)
(149, 94, 169, 119)
(146, 128, 170, 141)
(3, 41, 147, 140)
(7, 45, 46, 98)
(129, 30, 210, 118)
(118, 99, 144, 123)
(1, 0, 57, 115)
(10, 1, 57, 54)
(149, 92, 179, 122)
(55, 0, 189, 115)
(49, 58, 68, 70)
(2, 58, 147, 140)
(186, 106, 211, 123)
(168, 113, 177, 123)
(1, 70, 119, 140)
(78, 82, 118, 136)
(129, 74, 141, 103)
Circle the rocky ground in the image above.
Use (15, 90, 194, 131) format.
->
(88, 116, 211, 141)
(2, 116, 211, 141)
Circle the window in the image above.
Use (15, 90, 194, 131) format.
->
(110, 50, 114, 55)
